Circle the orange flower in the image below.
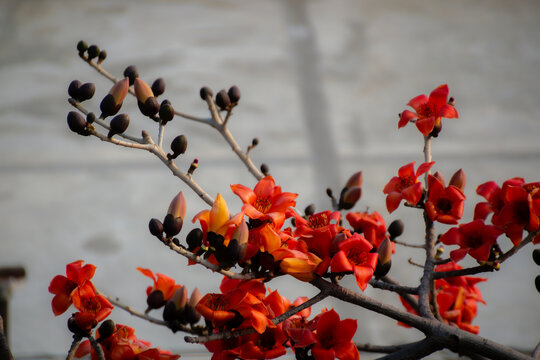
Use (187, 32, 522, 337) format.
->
(383, 161, 434, 213)
(425, 174, 466, 225)
(48, 260, 96, 316)
(71, 281, 113, 331)
(137, 267, 181, 301)
(231, 176, 297, 229)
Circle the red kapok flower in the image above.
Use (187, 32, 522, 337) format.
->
(440, 219, 503, 262)
(71, 281, 113, 330)
(136, 267, 181, 301)
(291, 210, 342, 259)
(48, 260, 96, 316)
(346, 210, 387, 249)
(399, 84, 459, 136)
(231, 176, 297, 229)
(330, 234, 378, 291)
(425, 174, 466, 225)
(383, 161, 434, 213)
(311, 309, 360, 360)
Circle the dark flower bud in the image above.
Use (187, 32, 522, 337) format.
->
(449, 169, 466, 192)
(186, 228, 203, 251)
(159, 102, 175, 123)
(536, 275, 540, 294)
(163, 213, 183, 238)
(108, 113, 130, 138)
(533, 249, 540, 266)
(304, 204, 315, 216)
(184, 304, 200, 324)
(224, 239, 241, 264)
(252, 138, 259, 146)
(67, 111, 87, 134)
(260, 163, 269, 176)
(374, 259, 392, 278)
(228, 85, 241, 104)
(172, 238, 180, 246)
(259, 251, 275, 271)
(67, 316, 89, 335)
(226, 310, 244, 329)
(123, 65, 139, 86)
(199, 86, 213, 100)
(87, 45, 100, 60)
(97, 50, 107, 64)
(215, 90, 230, 110)
(68, 80, 82, 99)
(161, 99, 171, 106)
(374, 237, 392, 278)
(149, 218, 164, 238)
(138, 96, 159, 117)
(86, 112, 96, 124)
(78, 82, 96, 101)
(433, 171, 445, 185)
(388, 219, 404, 240)
(338, 186, 362, 210)
(326, 188, 333, 197)
(147, 290, 165, 310)
(77, 40, 88, 54)
(168, 135, 188, 160)
(100, 78, 129, 118)
(98, 319, 115, 339)
(207, 232, 224, 249)
(152, 78, 166, 97)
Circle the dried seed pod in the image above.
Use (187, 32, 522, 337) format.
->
(228, 85, 241, 104)
(151, 78, 166, 97)
(68, 80, 82, 99)
(159, 102, 174, 123)
(76, 40, 88, 54)
(168, 135, 188, 160)
(67, 111, 87, 134)
(123, 65, 139, 86)
(78, 82, 95, 101)
(149, 218, 164, 238)
(108, 113, 130, 138)
(87, 45, 100, 60)
(199, 86, 213, 100)
(215, 89, 230, 110)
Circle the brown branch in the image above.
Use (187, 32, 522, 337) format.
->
(0, 315, 13, 360)
(418, 211, 437, 320)
(103, 295, 169, 327)
(65, 335, 82, 360)
(392, 239, 425, 248)
(88, 335, 106, 360)
(375, 338, 442, 360)
(369, 277, 418, 295)
(355, 341, 416, 354)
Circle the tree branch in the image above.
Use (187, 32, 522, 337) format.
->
(65, 335, 82, 360)
(375, 338, 442, 360)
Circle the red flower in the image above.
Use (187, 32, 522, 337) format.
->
(48, 260, 96, 316)
(474, 177, 524, 223)
(440, 220, 503, 262)
(272, 248, 325, 282)
(383, 161, 434, 213)
(137, 268, 181, 301)
(330, 234, 378, 291)
(399, 84, 459, 136)
(345, 210, 388, 249)
(311, 309, 360, 360)
(425, 174, 465, 225)
(236, 327, 288, 359)
(291, 210, 342, 259)
(71, 281, 113, 330)
(231, 176, 297, 229)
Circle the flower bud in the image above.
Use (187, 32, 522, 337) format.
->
(533, 249, 540, 266)
(374, 237, 392, 278)
(167, 191, 186, 221)
(228, 85, 241, 104)
(149, 218, 164, 238)
(159, 102, 175, 123)
(138, 96, 159, 117)
(152, 78, 166, 97)
(134, 78, 154, 103)
(169, 286, 188, 314)
(147, 290, 165, 310)
(304, 204, 315, 216)
(68, 80, 82, 99)
(97, 50, 107, 64)
(186, 228, 203, 251)
(189, 288, 202, 307)
(199, 86, 213, 100)
(123, 65, 139, 86)
(536, 275, 540, 294)
(107, 113, 130, 138)
(184, 304, 201, 324)
(231, 221, 249, 258)
(215, 90, 230, 110)
(345, 171, 363, 188)
(78, 82, 95, 102)
(163, 213, 183, 238)
(433, 171, 445, 185)
(77, 40, 88, 54)
(67, 111, 87, 134)
(98, 319, 115, 339)
(87, 44, 100, 60)
(449, 169, 466, 191)
(388, 219, 404, 240)
(260, 163, 269, 176)
(67, 315, 89, 335)
(338, 186, 362, 210)
(86, 112, 96, 124)
(100, 78, 129, 118)
(168, 135, 188, 160)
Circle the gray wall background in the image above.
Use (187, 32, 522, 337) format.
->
(1, 0, 539, 358)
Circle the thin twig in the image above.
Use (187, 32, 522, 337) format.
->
(0, 315, 13, 360)
(392, 239, 425, 249)
(103, 295, 168, 327)
(369, 278, 418, 295)
(408, 258, 424, 269)
(375, 338, 442, 360)
(532, 341, 540, 359)
(88, 335, 106, 360)
(65, 335, 82, 360)
(380, 275, 419, 313)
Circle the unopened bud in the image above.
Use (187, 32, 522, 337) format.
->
(200, 86, 213, 100)
(107, 113, 130, 138)
(338, 186, 362, 210)
(260, 163, 269, 176)
(184, 304, 201, 324)
(159, 102, 175, 123)
(533, 249, 540, 266)
(215, 90, 231, 110)
(167, 191, 186, 221)
(388, 219, 404, 240)
(87, 45, 100, 60)
(78, 82, 95, 102)
(149, 218, 164, 238)
(147, 290, 165, 310)
(77, 40, 88, 54)
(168, 135, 188, 160)
(68, 80, 82, 99)
(228, 85, 241, 104)
(152, 78, 166, 97)
(186, 228, 203, 251)
(100, 78, 129, 117)
(449, 168, 466, 191)
(433, 171, 445, 185)
(345, 171, 363, 188)
(304, 204, 315, 216)
(98, 319, 115, 339)
(86, 112, 96, 124)
(97, 50, 107, 64)
(448, 97, 455, 106)
(187, 159, 198, 176)
(67, 111, 87, 134)
(134, 78, 154, 103)
(535, 275, 540, 294)
(163, 213, 183, 238)
(123, 65, 139, 86)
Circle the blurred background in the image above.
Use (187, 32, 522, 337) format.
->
(1, 0, 539, 358)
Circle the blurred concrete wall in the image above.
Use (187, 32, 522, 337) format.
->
(1, 0, 539, 358)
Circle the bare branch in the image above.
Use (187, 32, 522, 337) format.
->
(65, 335, 82, 360)
(103, 295, 169, 327)
(375, 338, 442, 360)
